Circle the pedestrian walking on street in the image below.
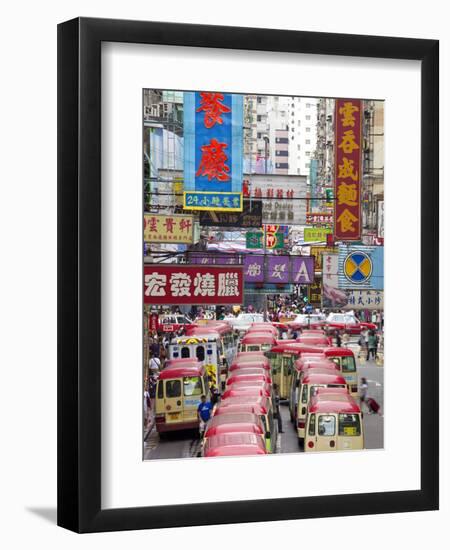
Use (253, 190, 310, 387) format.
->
(335, 330, 342, 347)
(342, 331, 350, 348)
(273, 384, 284, 434)
(197, 395, 213, 439)
(359, 377, 369, 410)
(367, 330, 377, 361)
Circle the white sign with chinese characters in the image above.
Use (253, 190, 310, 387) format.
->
(343, 290, 384, 310)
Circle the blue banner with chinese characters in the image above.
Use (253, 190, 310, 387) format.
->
(184, 92, 243, 211)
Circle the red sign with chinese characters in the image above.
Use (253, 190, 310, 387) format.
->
(334, 99, 362, 241)
(144, 265, 244, 305)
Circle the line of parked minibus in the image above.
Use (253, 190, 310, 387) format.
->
(154, 320, 364, 457)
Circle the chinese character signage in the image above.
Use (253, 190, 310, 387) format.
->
(334, 99, 362, 241)
(144, 265, 244, 305)
(199, 199, 262, 228)
(243, 255, 265, 283)
(144, 214, 194, 244)
(322, 253, 348, 308)
(303, 227, 332, 243)
(343, 290, 384, 310)
(245, 174, 307, 225)
(266, 256, 290, 284)
(306, 212, 333, 225)
(246, 231, 284, 249)
(308, 279, 323, 306)
(310, 246, 337, 271)
(184, 92, 243, 211)
(338, 245, 384, 290)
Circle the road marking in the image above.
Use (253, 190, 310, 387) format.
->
(367, 379, 382, 387)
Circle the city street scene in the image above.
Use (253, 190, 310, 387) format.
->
(143, 90, 384, 459)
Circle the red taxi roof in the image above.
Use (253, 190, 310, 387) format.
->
(301, 329, 326, 335)
(302, 372, 347, 385)
(249, 324, 278, 334)
(241, 333, 277, 344)
(204, 433, 267, 457)
(158, 365, 204, 380)
(205, 418, 263, 438)
(309, 393, 360, 414)
(322, 347, 355, 358)
(207, 412, 262, 427)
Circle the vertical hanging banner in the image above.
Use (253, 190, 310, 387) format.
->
(184, 92, 243, 211)
(334, 99, 362, 241)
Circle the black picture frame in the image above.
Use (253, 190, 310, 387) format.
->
(57, 17, 439, 533)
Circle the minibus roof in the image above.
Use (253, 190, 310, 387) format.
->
(299, 362, 340, 373)
(227, 373, 271, 385)
(302, 372, 347, 385)
(236, 351, 267, 359)
(309, 393, 360, 414)
(208, 412, 262, 427)
(214, 402, 268, 415)
(158, 365, 204, 380)
(164, 358, 201, 368)
(204, 433, 267, 456)
(241, 333, 277, 345)
(297, 336, 330, 346)
(222, 388, 268, 399)
(322, 347, 355, 358)
(228, 367, 270, 377)
(230, 360, 270, 371)
(270, 343, 323, 355)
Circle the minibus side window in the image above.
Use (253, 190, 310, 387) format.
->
(183, 376, 203, 396)
(341, 356, 356, 373)
(248, 345, 260, 352)
(157, 380, 164, 399)
(318, 415, 336, 436)
(301, 383, 308, 403)
(181, 347, 190, 358)
(338, 413, 361, 436)
(330, 357, 341, 370)
(308, 414, 316, 436)
(165, 380, 181, 398)
(196, 345, 205, 362)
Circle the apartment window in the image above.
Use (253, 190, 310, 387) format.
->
(297, 144, 301, 151)
(257, 115, 262, 121)
(306, 115, 311, 121)
(305, 162, 310, 169)
(291, 111, 295, 116)
(257, 97, 262, 103)
(257, 132, 262, 139)
(291, 103, 295, 108)
(306, 127, 311, 132)
(306, 103, 311, 108)
(306, 151, 311, 156)
(306, 139, 311, 144)
(297, 168, 301, 174)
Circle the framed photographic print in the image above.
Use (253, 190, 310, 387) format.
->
(57, 17, 439, 533)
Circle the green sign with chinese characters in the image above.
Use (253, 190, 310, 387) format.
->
(304, 227, 332, 243)
(246, 231, 284, 249)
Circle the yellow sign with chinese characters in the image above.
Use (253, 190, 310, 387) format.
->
(144, 214, 194, 244)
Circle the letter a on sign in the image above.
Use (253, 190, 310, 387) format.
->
(295, 260, 311, 283)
